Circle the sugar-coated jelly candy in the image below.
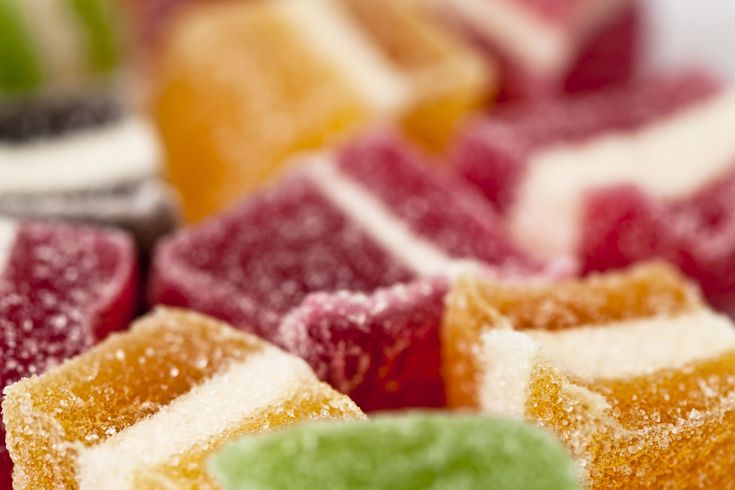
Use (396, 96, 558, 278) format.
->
(153, 0, 489, 222)
(429, 0, 640, 100)
(0, 99, 180, 251)
(210, 413, 581, 490)
(0, 219, 137, 489)
(277, 279, 448, 411)
(152, 132, 547, 340)
(455, 71, 735, 312)
(2, 308, 365, 490)
(443, 263, 735, 488)
(0, 0, 123, 97)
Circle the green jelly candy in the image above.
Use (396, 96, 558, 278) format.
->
(210, 413, 581, 490)
(70, 0, 123, 73)
(0, 0, 42, 95)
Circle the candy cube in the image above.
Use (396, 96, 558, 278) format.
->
(455, 72, 735, 312)
(0, 219, 137, 488)
(0, 0, 123, 97)
(276, 279, 448, 411)
(2, 309, 365, 490)
(152, 132, 547, 340)
(443, 263, 735, 488)
(0, 0, 180, 251)
(153, 0, 489, 222)
(429, 0, 640, 100)
(0, 100, 180, 251)
(211, 413, 581, 490)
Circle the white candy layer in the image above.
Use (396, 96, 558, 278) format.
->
(0, 219, 18, 275)
(432, 0, 572, 75)
(305, 154, 481, 278)
(275, 0, 408, 116)
(0, 116, 160, 194)
(479, 329, 540, 418)
(510, 88, 735, 258)
(528, 309, 735, 380)
(76, 346, 315, 490)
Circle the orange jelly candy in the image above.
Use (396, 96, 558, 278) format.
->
(442, 263, 735, 488)
(153, 0, 489, 222)
(2, 309, 365, 490)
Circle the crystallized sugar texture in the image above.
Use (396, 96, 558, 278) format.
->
(443, 262, 735, 488)
(211, 414, 581, 490)
(455, 71, 735, 313)
(154, 0, 488, 221)
(0, 220, 137, 489)
(277, 279, 448, 411)
(152, 132, 545, 340)
(2, 309, 364, 490)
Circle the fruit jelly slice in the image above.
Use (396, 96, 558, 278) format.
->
(153, 0, 389, 222)
(276, 278, 448, 411)
(563, 2, 640, 94)
(135, 382, 364, 489)
(0, 221, 137, 489)
(442, 263, 701, 408)
(151, 175, 415, 340)
(340, 0, 490, 151)
(521, 341, 735, 489)
(3, 309, 365, 489)
(211, 414, 581, 490)
(581, 167, 735, 315)
(338, 132, 547, 276)
(454, 71, 723, 210)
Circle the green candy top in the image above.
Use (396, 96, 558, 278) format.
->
(210, 413, 581, 490)
(0, 0, 123, 97)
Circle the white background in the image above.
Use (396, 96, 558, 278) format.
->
(645, 0, 735, 79)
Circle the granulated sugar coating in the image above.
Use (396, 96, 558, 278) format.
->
(153, 0, 489, 221)
(2, 309, 364, 490)
(210, 413, 581, 490)
(0, 220, 137, 489)
(453, 71, 735, 314)
(443, 262, 700, 408)
(152, 132, 547, 341)
(442, 262, 735, 488)
(277, 278, 448, 411)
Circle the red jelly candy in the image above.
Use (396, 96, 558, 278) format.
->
(454, 71, 735, 313)
(276, 278, 448, 412)
(0, 220, 137, 488)
(152, 132, 546, 340)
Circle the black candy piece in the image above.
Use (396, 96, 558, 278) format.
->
(0, 95, 122, 143)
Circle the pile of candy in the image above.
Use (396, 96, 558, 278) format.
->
(1, 0, 734, 488)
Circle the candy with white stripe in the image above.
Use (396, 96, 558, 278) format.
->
(2, 309, 365, 490)
(0, 220, 137, 488)
(442, 263, 735, 488)
(455, 72, 735, 312)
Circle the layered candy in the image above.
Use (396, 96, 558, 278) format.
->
(2, 308, 365, 490)
(152, 132, 547, 341)
(211, 414, 581, 490)
(455, 72, 735, 312)
(0, 219, 137, 489)
(154, 0, 489, 222)
(429, 0, 640, 100)
(276, 279, 448, 411)
(443, 263, 735, 488)
(0, 0, 179, 251)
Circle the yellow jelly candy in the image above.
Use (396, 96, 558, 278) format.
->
(153, 0, 490, 222)
(443, 263, 735, 488)
(3, 308, 365, 490)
